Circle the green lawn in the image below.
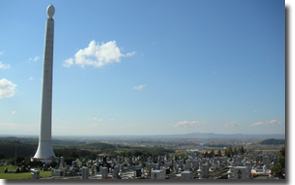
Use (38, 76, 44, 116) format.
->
(0, 165, 51, 179)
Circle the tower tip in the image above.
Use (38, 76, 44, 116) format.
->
(47, 4, 55, 19)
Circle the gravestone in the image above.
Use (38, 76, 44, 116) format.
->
(81, 167, 89, 179)
(151, 169, 165, 179)
(181, 171, 193, 179)
(100, 166, 108, 179)
(233, 166, 250, 179)
(31, 170, 40, 179)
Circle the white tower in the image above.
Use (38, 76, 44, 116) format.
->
(33, 4, 56, 163)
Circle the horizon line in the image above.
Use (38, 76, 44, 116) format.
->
(0, 132, 285, 138)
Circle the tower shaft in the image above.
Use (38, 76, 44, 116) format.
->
(40, 17, 54, 143)
(33, 5, 56, 163)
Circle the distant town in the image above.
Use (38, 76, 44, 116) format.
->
(0, 134, 285, 180)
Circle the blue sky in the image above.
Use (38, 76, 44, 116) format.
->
(0, 0, 285, 136)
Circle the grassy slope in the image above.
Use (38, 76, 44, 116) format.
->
(0, 165, 51, 179)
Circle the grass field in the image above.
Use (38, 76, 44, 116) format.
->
(0, 165, 51, 179)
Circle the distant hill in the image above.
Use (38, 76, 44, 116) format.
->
(0, 132, 286, 140)
(79, 142, 117, 150)
(259, 138, 285, 145)
(0, 141, 37, 159)
(119, 132, 285, 139)
(181, 132, 285, 139)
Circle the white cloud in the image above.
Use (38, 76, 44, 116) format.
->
(251, 120, 283, 127)
(174, 121, 207, 128)
(64, 40, 135, 68)
(124, 51, 136, 57)
(224, 121, 240, 127)
(0, 61, 10, 69)
(254, 110, 258, 113)
(133, 84, 146, 90)
(28, 56, 40, 62)
(63, 58, 74, 68)
(28, 77, 34, 81)
(0, 79, 17, 98)
(86, 117, 104, 128)
(87, 117, 103, 122)
(11, 111, 16, 114)
(0, 51, 4, 56)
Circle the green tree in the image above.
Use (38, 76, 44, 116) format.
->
(46, 160, 58, 168)
(271, 146, 285, 179)
(233, 147, 238, 155)
(209, 150, 215, 158)
(70, 150, 79, 159)
(247, 149, 253, 154)
(228, 146, 233, 156)
(238, 146, 245, 154)
(126, 151, 132, 157)
(224, 149, 228, 157)
(64, 157, 75, 165)
(29, 160, 44, 168)
(55, 151, 63, 157)
(133, 150, 143, 156)
(144, 152, 154, 157)
(217, 150, 222, 157)
(204, 151, 209, 158)
(0, 152, 5, 159)
(88, 153, 98, 160)
(9, 156, 25, 166)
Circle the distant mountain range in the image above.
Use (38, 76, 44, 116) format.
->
(128, 132, 286, 139)
(0, 132, 285, 140)
(73, 132, 285, 140)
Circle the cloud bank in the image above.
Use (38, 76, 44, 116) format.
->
(87, 117, 103, 122)
(133, 84, 146, 90)
(0, 62, 10, 70)
(28, 56, 40, 62)
(0, 78, 17, 98)
(251, 120, 282, 127)
(64, 40, 135, 68)
(174, 121, 207, 128)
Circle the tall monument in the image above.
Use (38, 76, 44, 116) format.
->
(33, 4, 56, 163)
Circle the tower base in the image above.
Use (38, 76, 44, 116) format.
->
(33, 140, 56, 163)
